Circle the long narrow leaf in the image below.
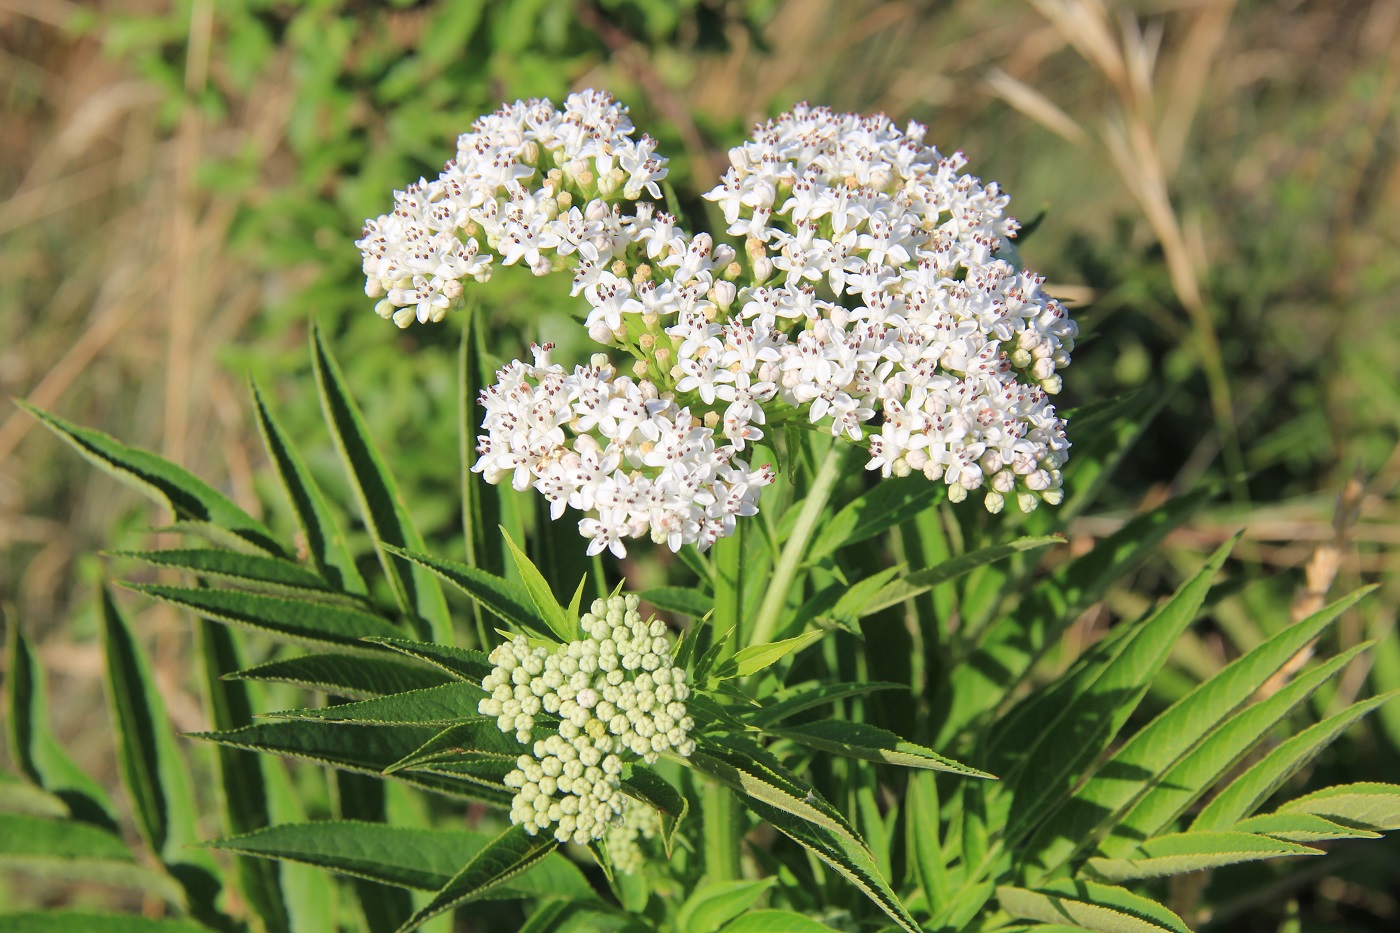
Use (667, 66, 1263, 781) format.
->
(1084, 831, 1320, 881)
(123, 582, 402, 651)
(997, 880, 1189, 933)
(936, 488, 1210, 744)
(385, 546, 550, 638)
(502, 531, 576, 642)
(0, 813, 186, 906)
(197, 620, 289, 933)
(993, 538, 1235, 847)
(190, 721, 510, 805)
(769, 720, 992, 777)
(210, 821, 591, 899)
(1021, 587, 1370, 879)
(1190, 691, 1400, 831)
(21, 401, 284, 556)
(229, 654, 453, 699)
(860, 536, 1063, 619)
(396, 825, 561, 931)
(311, 323, 452, 642)
(98, 588, 224, 924)
(252, 381, 368, 595)
(5, 624, 116, 830)
(365, 637, 493, 681)
(1101, 645, 1375, 854)
(266, 683, 486, 726)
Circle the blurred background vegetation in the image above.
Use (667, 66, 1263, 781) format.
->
(2, 0, 1398, 927)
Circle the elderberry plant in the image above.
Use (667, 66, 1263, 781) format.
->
(8, 89, 1399, 933)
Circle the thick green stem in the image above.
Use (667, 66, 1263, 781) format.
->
(703, 523, 745, 880)
(748, 443, 849, 648)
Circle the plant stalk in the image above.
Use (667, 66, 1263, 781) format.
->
(703, 522, 745, 880)
(747, 443, 849, 648)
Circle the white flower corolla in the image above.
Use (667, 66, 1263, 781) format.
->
(472, 343, 775, 558)
(357, 91, 669, 327)
(480, 595, 696, 844)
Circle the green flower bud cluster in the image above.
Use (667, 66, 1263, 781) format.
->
(606, 798, 663, 876)
(479, 594, 696, 843)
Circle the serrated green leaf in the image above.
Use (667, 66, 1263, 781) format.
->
(365, 637, 493, 681)
(995, 538, 1235, 849)
(743, 681, 906, 729)
(997, 880, 1189, 933)
(109, 547, 335, 597)
(683, 737, 918, 933)
(716, 629, 823, 680)
(502, 530, 576, 642)
(769, 720, 991, 777)
(1234, 811, 1381, 842)
(719, 910, 838, 932)
(1084, 831, 1320, 881)
(5, 624, 116, 830)
(384, 546, 550, 637)
(229, 653, 453, 699)
(0, 914, 211, 933)
(209, 821, 591, 900)
(1101, 646, 1376, 854)
(190, 721, 509, 805)
(641, 587, 715, 619)
(311, 323, 451, 643)
(385, 721, 535, 771)
(0, 810, 186, 909)
(21, 401, 284, 556)
(267, 682, 486, 726)
(677, 878, 775, 933)
(1021, 587, 1370, 879)
(1277, 781, 1400, 831)
(860, 536, 1062, 619)
(197, 619, 290, 933)
(396, 824, 562, 931)
(809, 475, 937, 562)
(98, 587, 223, 921)
(620, 766, 688, 856)
(1188, 692, 1397, 832)
(937, 488, 1210, 746)
(122, 582, 402, 651)
(252, 380, 367, 595)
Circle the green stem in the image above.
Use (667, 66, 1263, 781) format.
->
(703, 523, 745, 881)
(747, 443, 849, 648)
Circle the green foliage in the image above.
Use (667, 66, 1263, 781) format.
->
(6, 301, 1398, 933)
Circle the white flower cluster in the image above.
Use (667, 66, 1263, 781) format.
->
(472, 343, 774, 558)
(356, 90, 668, 327)
(366, 92, 1078, 544)
(606, 798, 663, 876)
(478, 594, 695, 844)
(682, 104, 1074, 512)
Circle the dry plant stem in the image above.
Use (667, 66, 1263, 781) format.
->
(162, 0, 213, 471)
(748, 443, 850, 649)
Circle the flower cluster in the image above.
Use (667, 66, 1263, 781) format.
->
(670, 105, 1073, 512)
(356, 90, 668, 327)
(472, 343, 774, 557)
(363, 91, 1078, 548)
(479, 594, 695, 844)
(607, 798, 663, 876)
